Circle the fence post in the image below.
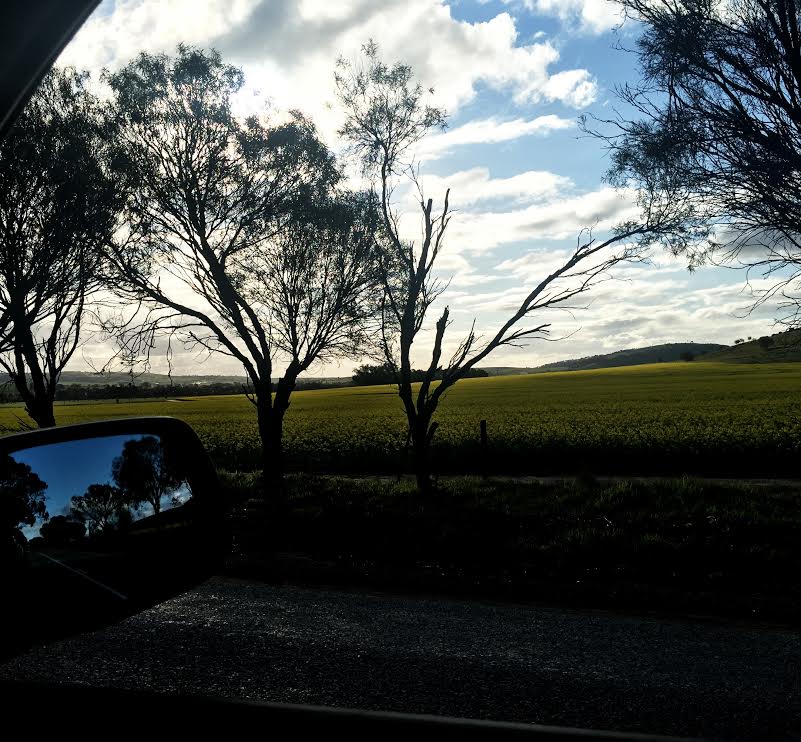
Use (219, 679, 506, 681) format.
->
(480, 419, 488, 478)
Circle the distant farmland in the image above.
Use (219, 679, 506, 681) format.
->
(3, 362, 800, 477)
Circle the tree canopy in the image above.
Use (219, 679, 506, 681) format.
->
(0, 454, 48, 531)
(0, 67, 118, 427)
(103, 46, 380, 489)
(0, 454, 48, 564)
(70, 483, 126, 534)
(592, 0, 801, 325)
(112, 436, 180, 516)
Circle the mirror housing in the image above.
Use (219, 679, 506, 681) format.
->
(0, 417, 226, 659)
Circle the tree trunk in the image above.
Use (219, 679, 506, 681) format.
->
(10, 313, 55, 428)
(397, 369, 441, 497)
(261, 416, 285, 488)
(255, 393, 283, 498)
(25, 398, 56, 428)
(254, 377, 295, 506)
(410, 417, 437, 497)
(413, 444, 432, 495)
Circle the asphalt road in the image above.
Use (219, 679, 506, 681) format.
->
(2, 577, 800, 740)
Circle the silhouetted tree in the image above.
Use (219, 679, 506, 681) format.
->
(70, 483, 126, 535)
(352, 363, 395, 386)
(352, 362, 488, 386)
(102, 47, 379, 493)
(243, 191, 380, 478)
(589, 0, 801, 327)
(112, 436, 179, 516)
(0, 454, 47, 563)
(336, 43, 687, 494)
(0, 68, 118, 427)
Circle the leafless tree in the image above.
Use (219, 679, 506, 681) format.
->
(103, 47, 379, 490)
(0, 68, 116, 428)
(336, 43, 687, 494)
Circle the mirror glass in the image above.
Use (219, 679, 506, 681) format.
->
(1, 431, 210, 656)
(8, 433, 192, 543)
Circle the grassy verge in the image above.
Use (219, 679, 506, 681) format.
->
(221, 472, 801, 623)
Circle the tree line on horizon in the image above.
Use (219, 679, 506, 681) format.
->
(2, 0, 800, 498)
(0, 363, 488, 403)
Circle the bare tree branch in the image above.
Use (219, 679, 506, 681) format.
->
(337, 43, 684, 494)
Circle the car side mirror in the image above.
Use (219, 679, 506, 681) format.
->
(0, 417, 226, 660)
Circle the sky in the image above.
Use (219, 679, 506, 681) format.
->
(57, 0, 782, 377)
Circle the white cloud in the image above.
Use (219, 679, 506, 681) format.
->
(392, 183, 636, 279)
(542, 69, 599, 107)
(58, 0, 259, 70)
(509, 0, 624, 35)
(411, 167, 574, 209)
(448, 272, 499, 288)
(431, 264, 780, 369)
(58, 0, 598, 144)
(419, 114, 574, 161)
(496, 247, 597, 279)
(432, 251, 474, 274)
(438, 185, 638, 254)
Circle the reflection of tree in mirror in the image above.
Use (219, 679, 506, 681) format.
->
(111, 436, 181, 516)
(70, 483, 127, 536)
(0, 454, 48, 563)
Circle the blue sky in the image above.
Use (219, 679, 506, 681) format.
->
(58, 0, 780, 376)
(14, 434, 190, 537)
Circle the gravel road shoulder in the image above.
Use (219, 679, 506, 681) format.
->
(2, 577, 799, 740)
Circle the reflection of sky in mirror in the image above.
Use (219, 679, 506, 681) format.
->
(13, 434, 190, 538)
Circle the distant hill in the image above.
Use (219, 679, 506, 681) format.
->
(0, 369, 357, 402)
(27, 333, 799, 392)
(482, 342, 728, 376)
(34, 371, 352, 387)
(54, 371, 248, 386)
(703, 329, 801, 363)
